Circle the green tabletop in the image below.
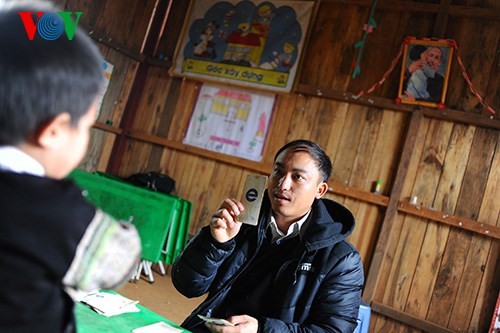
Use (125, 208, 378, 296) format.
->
(76, 300, 191, 333)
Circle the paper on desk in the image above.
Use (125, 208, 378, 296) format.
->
(81, 291, 140, 317)
(132, 321, 184, 333)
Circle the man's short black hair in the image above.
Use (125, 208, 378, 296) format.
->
(274, 139, 333, 182)
(0, 0, 104, 145)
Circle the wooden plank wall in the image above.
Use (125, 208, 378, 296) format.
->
(63, 0, 499, 332)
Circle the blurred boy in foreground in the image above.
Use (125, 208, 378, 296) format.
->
(0, 1, 141, 332)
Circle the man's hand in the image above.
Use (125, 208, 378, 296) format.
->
(209, 198, 245, 243)
(205, 315, 259, 333)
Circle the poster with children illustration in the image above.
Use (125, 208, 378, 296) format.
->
(183, 83, 275, 161)
(170, 0, 316, 93)
(398, 37, 453, 108)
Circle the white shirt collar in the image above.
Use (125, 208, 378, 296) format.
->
(0, 146, 45, 176)
(268, 210, 311, 243)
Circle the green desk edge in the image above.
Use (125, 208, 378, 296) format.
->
(75, 294, 191, 332)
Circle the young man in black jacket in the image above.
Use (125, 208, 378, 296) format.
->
(172, 139, 364, 333)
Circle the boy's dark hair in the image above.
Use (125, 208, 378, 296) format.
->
(0, 1, 104, 145)
(274, 139, 333, 182)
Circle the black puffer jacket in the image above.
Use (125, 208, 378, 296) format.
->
(172, 192, 364, 332)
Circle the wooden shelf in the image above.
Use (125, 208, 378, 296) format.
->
(371, 301, 455, 333)
(397, 201, 500, 240)
(295, 84, 500, 130)
(92, 121, 122, 135)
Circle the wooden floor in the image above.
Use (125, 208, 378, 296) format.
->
(118, 265, 206, 326)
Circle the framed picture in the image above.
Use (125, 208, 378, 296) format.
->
(170, 0, 316, 93)
(397, 37, 454, 108)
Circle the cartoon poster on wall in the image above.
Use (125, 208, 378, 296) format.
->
(183, 83, 275, 161)
(170, 0, 315, 93)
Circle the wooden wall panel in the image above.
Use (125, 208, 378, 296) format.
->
(163, 152, 218, 235)
(370, 110, 407, 194)
(331, 104, 368, 184)
(278, 94, 309, 140)
(347, 203, 383, 271)
(470, 138, 499, 330)
(301, 2, 366, 90)
(259, 93, 297, 165)
(80, 129, 116, 172)
(427, 128, 498, 328)
(340, 107, 384, 267)
(384, 119, 454, 329)
(79, 44, 138, 172)
(167, 80, 200, 141)
(132, 67, 174, 133)
(404, 124, 474, 319)
(117, 141, 154, 177)
(97, 47, 139, 127)
(66, 0, 156, 53)
(323, 101, 350, 160)
(445, 18, 499, 111)
(371, 121, 499, 332)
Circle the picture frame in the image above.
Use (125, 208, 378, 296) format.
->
(397, 37, 454, 108)
(169, 0, 316, 93)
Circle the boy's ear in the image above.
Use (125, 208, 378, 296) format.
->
(37, 112, 71, 149)
(315, 181, 329, 199)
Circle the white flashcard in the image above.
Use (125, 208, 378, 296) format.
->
(238, 174, 267, 226)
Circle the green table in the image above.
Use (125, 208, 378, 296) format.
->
(76, 300, 191, 333)
(68, 169, 186, 264)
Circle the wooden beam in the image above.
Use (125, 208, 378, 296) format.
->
(371, 301, 456, 333)
(296, 83, 415, 113)
(363, 109, 423, 302)
(82, 24, 145, 62)
(295, 84, 500, 130)
(330, 182, 389, 207)
(319, 0, 500, 20)
(126, 130, 273, 174)
(397, 201, 500, 240)
(421, 107, 499, 130)
(93, 121, 122, 135)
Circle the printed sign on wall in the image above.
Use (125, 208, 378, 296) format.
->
(170, 0, 315, 93)
(183, 83, 275, 161)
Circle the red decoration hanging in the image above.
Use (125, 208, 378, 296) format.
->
(354, 38, 497, 115)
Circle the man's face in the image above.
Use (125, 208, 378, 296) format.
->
(268, 149, 327, 226)
(425, 47, 442, 70)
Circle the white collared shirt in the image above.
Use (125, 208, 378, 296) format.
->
(0, 146, 45, 176)
(267, 210, 311, 243)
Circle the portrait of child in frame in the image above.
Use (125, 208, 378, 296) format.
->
(398, 37, 453, 108)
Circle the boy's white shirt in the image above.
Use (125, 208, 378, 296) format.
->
(0, 146, 45, 176)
